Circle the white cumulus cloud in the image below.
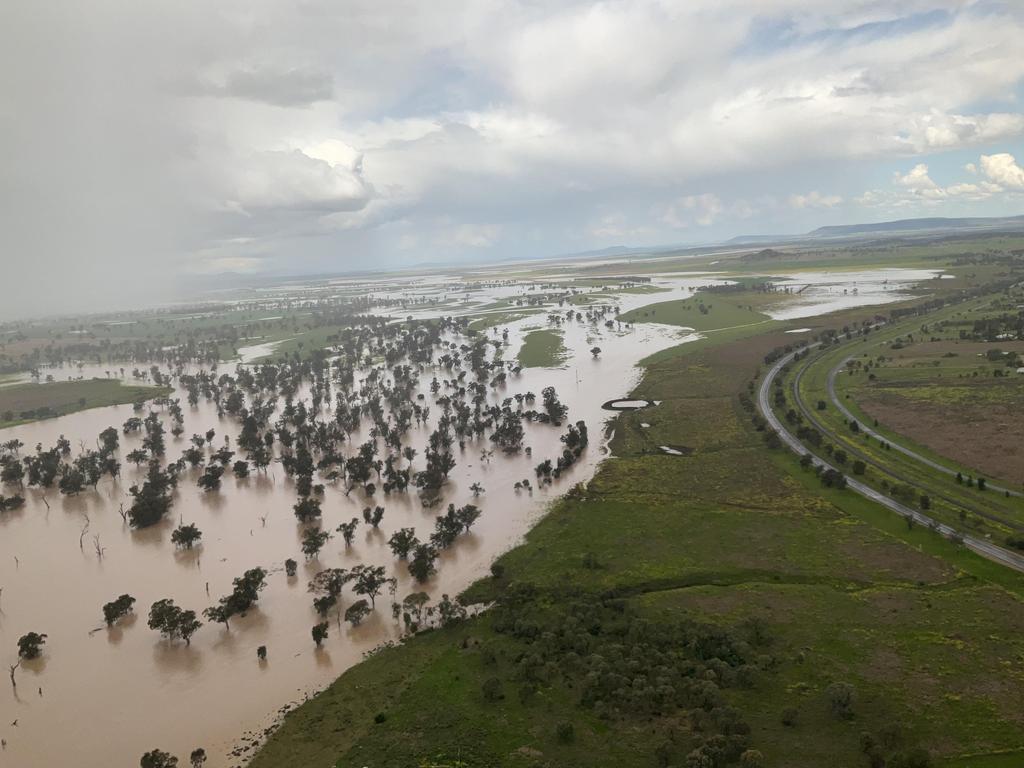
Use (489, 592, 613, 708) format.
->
(980, 153, 1024, 190)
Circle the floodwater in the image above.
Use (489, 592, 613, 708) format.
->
(0, 309, 686, 767)
(0, 264, 939, 766)
(763, 268, 946, 320)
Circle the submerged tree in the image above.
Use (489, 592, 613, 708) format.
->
(350, 564, 393, 608)
(387, 527, 418, 559)
(127, 462, 175, 529)
(171, 523, 202, 550)
(336, 518, 359, 547)
(344, 599, 371, 627)
(17, 632, 47, 660)
(147, 599, 202, 645)
(408, 543, 438, 584)
(311, 621, 329, 647)
(301, 528, 331, 560)
(140, 749, 178, 768)
(103, 594, 137, 626)
(293, 497, 322, 523)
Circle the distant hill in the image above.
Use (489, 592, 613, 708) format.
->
(727, 214, 1024, 246)
(739, 248, 787, 262)
(809, 215, 1024, 238)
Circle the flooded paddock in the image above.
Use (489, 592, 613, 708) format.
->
(0, 264, 940, 766)
(0, 312, 685, 767)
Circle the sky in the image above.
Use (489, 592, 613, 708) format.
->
(2, 0, 1024, 318)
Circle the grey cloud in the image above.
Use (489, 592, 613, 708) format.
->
(208, 66, 334, 107)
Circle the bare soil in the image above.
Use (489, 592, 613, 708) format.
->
(857, 389, 1024, 485)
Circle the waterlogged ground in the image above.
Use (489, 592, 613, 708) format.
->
(0, 263, 941, 767)
(762, 268, 946, 320)
(0, 312, 685, 767)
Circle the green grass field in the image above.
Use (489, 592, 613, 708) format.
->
(619, 293, 772, 331)
(0, 378, 171, 428)
(517, 328, 568, 368)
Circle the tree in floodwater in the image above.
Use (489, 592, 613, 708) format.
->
(17, 632, 47, 660)
(408, 543, 438, 584)
(344, 599, 371, 627)
(127, 462, 175, 528)
(387, 527, 418, 559)
(311, 621, 329, 647)
(541, 386, 568, 424)
(147, 599, 202, 645)
(197, 464, 224, 492)
(140, 749, 178, 768)
(301, 528, 331, 560)
(336, 517, 359, 547)
(171, 523, 202, 550)
(98, 426, 119, 455)
(350, 564, 394, 608)
(308, 568, 349, 607)
(362, 505, 385, 528)
(126, 448, 149, 466)
(189, 748, 207, 767)
(284, 558, 298, 577)
(204, 567, 268, 629)
(0, 459, 24, 488)
(102, 594, 136, 626)
(293, 496, 322, 523)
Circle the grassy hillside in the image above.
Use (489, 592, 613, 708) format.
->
(252, 302, 1024, 768)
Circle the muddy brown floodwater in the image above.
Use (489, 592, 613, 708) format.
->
(0, 266, 936, 766)
(0, 315, 686, 767)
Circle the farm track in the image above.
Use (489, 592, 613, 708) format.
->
(791, 348, 1024, 532)
(759, 345, 1024, 573)
(825, 356, 1023, 498)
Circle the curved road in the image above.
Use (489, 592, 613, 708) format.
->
(826, 356, 1023, 498)
(759, 347, 1024, 573)
(791, 350, 1024, 532)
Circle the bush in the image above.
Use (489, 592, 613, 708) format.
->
(781, 706, 799, 727)
(826, 681, 855, 719)
(482, 677, 504, 702)
(890, 747, 932, 768)
(555, 721, 574, 743)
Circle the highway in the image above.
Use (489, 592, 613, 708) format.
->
(758, 347, 1024, 573)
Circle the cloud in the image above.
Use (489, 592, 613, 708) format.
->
(859, 153, 1013, 209)
(789, 191, 843, 209)
(437, 223, 501, 248)
(660, 194, 724, 228)
(201, 66, 334, 107)
(980, 153, 1024, 190)
(589, 212, 651, 239)
(4, 0, 1024, 317)
(894, 163, 938, 190)
(227, 149, 372, 213)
